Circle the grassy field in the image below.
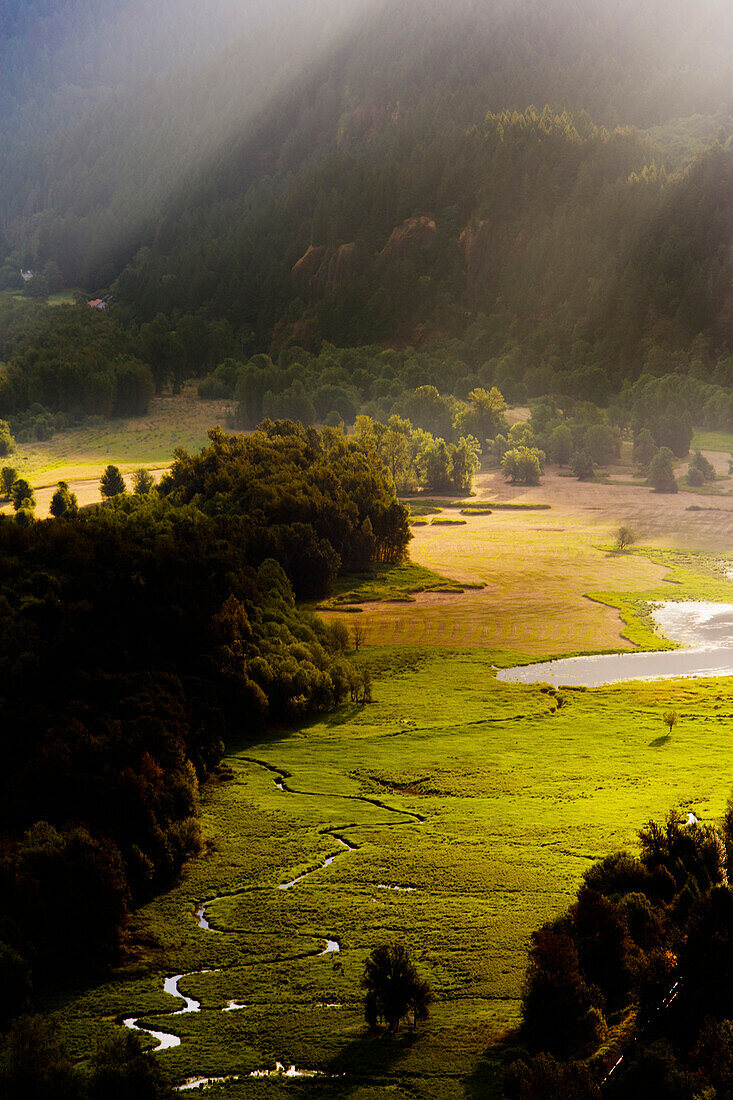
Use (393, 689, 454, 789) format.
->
(321, 508, 669, 655)
(321, 459, 733, 655)
(51, 643, 733, 1097)
(692, 429, 733, 454)
(1, 387, 233, 516)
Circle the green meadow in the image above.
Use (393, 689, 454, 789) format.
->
(691, 429, 733, 454)
(49, 554, 733, 1096)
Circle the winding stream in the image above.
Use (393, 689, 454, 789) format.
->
(498, 600, 733, 687)
(124, 758, 423, 1085)
(124, 971, 219, 1052)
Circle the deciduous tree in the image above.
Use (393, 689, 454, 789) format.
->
(362, 945, 433, 1032)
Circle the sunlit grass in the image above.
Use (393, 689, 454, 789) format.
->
(6, 386, 232, 486)
(50, 646, 733, 1097)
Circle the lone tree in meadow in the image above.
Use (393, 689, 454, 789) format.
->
(502, 446, 543, 486)
(100, 465, 126, 499)
(648, 448, 678, 493)
(352, 621, 367, 652)
(615, 526, 636, 552)
(362, 945, 433, 1032)
(10, 478, 34, 511)
(663, 710, 679, 736)
(687, 450, 715, 487)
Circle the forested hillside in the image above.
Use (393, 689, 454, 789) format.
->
(1, 0, 731, 394)
(0, 0, 367, 286)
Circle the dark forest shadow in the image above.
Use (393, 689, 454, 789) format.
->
(466, 1034, 522, 1100)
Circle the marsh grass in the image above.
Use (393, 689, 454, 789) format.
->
(316, 563, 466, 610)
(49, 647, 733, 1096)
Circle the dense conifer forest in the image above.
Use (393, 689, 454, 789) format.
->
(1, 0, 731, 397)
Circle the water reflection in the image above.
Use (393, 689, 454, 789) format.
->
(497, 601, 733, 687)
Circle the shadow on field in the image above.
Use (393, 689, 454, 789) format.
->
(465, 1037, 515, 1099)
(301, 1031, 419, 1096)
(649, 733, 672, 747)
(324, 704, 366, 727)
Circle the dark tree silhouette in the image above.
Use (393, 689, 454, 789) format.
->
(362, 944, 433, 1032)
(99, 465, 126, 498)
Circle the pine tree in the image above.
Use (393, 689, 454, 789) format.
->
(100, 466, 126, 499)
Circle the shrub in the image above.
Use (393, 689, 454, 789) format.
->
(615, 526, 635, 551)
(1, 467, 17, 499)
(132, 468, 155, 495)
(688, 450, 715, 483)
(502, 447, 543, 485)
(0, 419, 15, 457)
(11, 478, 34, 511)
(50, 482, 78, 518)
(648, 448, 678, 493)
(570, 451, 594, 480)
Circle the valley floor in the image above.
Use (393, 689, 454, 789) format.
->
(53, 646, 733, 1098)
(49, 481, 733, 1096)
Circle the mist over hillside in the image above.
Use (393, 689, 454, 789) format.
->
(0, 0, 368, 280)
(1, 0, 731, 390)
(5, 6, 733, 1094)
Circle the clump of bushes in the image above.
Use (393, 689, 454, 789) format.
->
(686, 450, 715, 486)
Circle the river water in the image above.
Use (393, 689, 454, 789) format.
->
(497, 601, 733, 687)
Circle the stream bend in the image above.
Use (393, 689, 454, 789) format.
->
(124, 757, 423, 1073)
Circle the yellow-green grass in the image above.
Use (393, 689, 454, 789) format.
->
(0, 387, 234, 516)
(11, 387, 231, 484)
(316, 562, 468, 611)
(49, 649, 733, 1096)
(692, 429, 733, 453)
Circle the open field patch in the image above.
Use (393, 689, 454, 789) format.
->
(0, 387, 234, 515)
(692, 429, 733, 454)
(318, 467, 733, 653)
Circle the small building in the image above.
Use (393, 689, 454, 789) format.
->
(88, 298, 108, 310)
(20, 269, 35, 282)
